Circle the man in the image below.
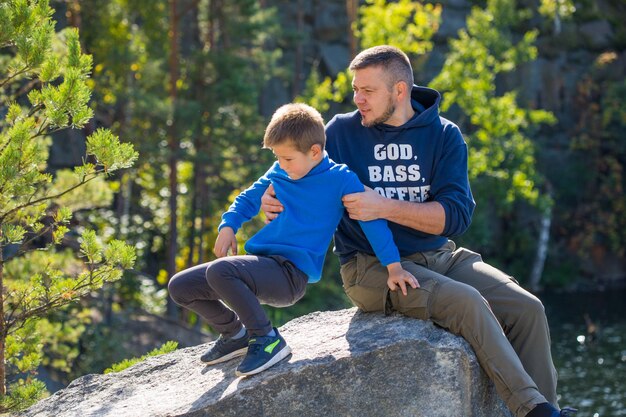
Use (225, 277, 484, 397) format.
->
(261, 46, 575, 417)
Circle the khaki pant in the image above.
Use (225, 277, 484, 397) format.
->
(340, 240, 558, 417)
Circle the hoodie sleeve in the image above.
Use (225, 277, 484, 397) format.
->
(218, 163, 275, 233)
(430, 124, 476, 237)
(342, 169, 401, 266)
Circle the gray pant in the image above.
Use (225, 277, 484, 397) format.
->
(340, 240, 558, 417)
(168, 255, 308, 337)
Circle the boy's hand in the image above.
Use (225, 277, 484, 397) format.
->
(214, 227, 237, 258)
(386, 262, 419, 296)
(261, 184, 283, 223)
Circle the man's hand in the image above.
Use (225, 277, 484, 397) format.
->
(214, 227, 237, 258)
(260, 184, 284, 223)
(342, 186, 386, 221)
(386, 262, 419, 296)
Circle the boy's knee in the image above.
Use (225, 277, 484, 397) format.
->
(167, 274, 187, 304)
(205, 259, 236, 289)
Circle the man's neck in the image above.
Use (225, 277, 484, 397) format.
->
(386, 102, 416, 127)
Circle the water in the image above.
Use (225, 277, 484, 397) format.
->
(543, 289, 626, 417)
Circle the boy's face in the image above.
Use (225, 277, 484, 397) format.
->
(271, 141, 321, 180)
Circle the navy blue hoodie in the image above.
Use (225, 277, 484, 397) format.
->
(326, 85, 475, 262)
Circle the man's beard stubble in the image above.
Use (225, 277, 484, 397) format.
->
(361, 99, 396, 128)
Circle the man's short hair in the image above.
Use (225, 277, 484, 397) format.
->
(349, 45, 414, 90)
(263, 103, 326, 153)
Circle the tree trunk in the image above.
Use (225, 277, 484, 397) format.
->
(292, 0, 304, 97)
(346, 0, 358, 58)
(166, 0, 181, 318)
(196, 166, 208, 264)
(529, 203, 553, 292)
(186, 168, 199, 269)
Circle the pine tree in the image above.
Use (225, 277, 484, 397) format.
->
(0, 0, 137, 410)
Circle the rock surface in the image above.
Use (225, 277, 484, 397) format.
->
(23, 308, 513, 417)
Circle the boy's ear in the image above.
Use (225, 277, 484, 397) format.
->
(310, 144, 323, 158)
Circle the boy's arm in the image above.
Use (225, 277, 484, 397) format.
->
(341, 168, 419, 294)
(358, 219, 419, 295)
(214, 227, 237, 258)
(386, 262, 420, 295)
(219, 164, 275, 233)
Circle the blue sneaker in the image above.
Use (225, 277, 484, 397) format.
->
(201, 334, 249, 364)
(527, 403, 577, 417)
(235, 328, 291, 377)
(556, 407, 577, 417)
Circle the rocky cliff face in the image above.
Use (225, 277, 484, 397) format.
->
(23, 308, 512, 417)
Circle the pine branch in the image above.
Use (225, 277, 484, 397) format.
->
(12, 79, 42, 102)
(26, 103, 45, 118)
(0, 173, 102, 224)
(0, 65, 30, 89)
(1, 224, 57, 263)
(5, 267, 112, 332)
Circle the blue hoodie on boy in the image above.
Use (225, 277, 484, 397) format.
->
(219, 155, 400, 283)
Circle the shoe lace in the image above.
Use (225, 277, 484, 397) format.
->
(214, 336, 230, 350)
(247, 338, 264, 355)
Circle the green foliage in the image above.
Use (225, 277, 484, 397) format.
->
(76, 0, 281, 289)
(0, 0, 137, 405)
(0, 378, 47, 413)
(356, 0, 442, 53)
(299, 0, 441, 117)
(104, 341, 178, 374)
(430, 0, 556, 274)
(538, 0, 576, 22)
(298, 68, 353, 114)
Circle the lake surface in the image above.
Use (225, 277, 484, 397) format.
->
(543, 288, 625, 417)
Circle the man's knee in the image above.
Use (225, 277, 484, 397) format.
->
(434, 281, 491, 320)
(519, 291, 546, 320)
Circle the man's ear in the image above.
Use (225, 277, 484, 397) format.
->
(395, 81, 409, 100)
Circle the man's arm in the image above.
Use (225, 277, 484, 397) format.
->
(342, 187, 445, 235)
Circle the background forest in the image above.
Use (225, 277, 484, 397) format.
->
(1, 0, 625, 412)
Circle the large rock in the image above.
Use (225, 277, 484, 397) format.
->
(23, 308, 513, 417)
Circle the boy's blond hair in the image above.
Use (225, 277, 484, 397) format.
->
(263, 103, 325, 153)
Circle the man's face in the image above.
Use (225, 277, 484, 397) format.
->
(352, 66, 397, 127)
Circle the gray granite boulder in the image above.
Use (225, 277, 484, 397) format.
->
(22, 308, 512, 417)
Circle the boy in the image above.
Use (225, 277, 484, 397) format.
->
(168, 103, 417, 377)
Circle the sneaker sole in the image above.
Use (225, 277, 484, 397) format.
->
(235, 345, 292, 377)
(201, 346, 248, 365)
